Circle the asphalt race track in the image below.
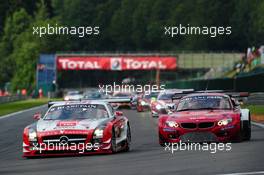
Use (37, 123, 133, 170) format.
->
(0, 106, 263, 175)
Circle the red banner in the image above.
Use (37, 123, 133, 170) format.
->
(57, 56, 177, 70)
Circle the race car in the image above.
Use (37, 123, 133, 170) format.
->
(83, 89, 109, 100)
(23, 100, 131, 157)
(158, 92, 251, 145)
(136, 91, 160, 112)
(112, 91, 133, 108)
(150, 89, 192, 117)
(63, 90, 83, 101)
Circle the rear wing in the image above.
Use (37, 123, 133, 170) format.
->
(171, 89, 195, 100)
(171, 90, 249, 101)
(48, 98, 131, 108)
(48, 101, 65, 108)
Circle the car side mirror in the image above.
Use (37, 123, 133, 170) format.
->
(168, 104, 176, 111)
(33, 112, 42, 120)
(115, 111, 123, 116)
(237, 99, 244, 105)
(110, 103, 119, 110)
(232, 98, 241, 107)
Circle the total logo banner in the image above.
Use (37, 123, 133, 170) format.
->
(56, 56, 177, 70)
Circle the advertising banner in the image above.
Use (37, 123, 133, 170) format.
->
(56, 56, 177, 70)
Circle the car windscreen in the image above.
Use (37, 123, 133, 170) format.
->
(177, 95, 231, 111)
(157, 93, 174, 100)
(44, 104, 108, 120)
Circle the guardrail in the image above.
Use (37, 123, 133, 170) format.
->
(246, 93, 264, 105)
(0, 95, 28, 104)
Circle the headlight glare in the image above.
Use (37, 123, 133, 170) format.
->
(218, 118, 232, 126)
(93, 128, 104, 139)
(166, 121, 179, 128)
(141, 100, 146, 105)
(156, 104, 163, 110)
(28, 130, 37, 141)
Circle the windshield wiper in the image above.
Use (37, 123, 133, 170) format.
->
(176, 108, 200, 112)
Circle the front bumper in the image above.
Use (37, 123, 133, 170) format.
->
(23, 139, 113, 157)
(23, 129, 114, 157)
(159, 122, 240, 143)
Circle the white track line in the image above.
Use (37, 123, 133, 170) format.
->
(219, 171, 264, 175)
(0, 105, 46, 120)
(252, 121, 264, 129)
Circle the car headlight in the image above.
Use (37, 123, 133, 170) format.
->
(218, 118, 233, 126)
(140, 100, 147, 105)
(64, 96, 69, 101)
(156, 104, 163, 110)
(28, 129, 37, 141)
(93, 128, 104, 139)
(166, 121, 179, 128)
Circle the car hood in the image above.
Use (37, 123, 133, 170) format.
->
(169, 110, 235, 122)
(36, 118, 108, 132)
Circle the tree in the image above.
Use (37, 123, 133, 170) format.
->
(0, 9, 32, 87)
(10, 1, 61, 91)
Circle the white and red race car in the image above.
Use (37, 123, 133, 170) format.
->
(23, 100, 131, 157)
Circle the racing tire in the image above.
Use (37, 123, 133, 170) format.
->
(159, 132, 166, 147)
(242, 117, 251, 141)
(111, 128, 118, 153)
(151, 113, 158, 118)
(124, 125, 131, 152)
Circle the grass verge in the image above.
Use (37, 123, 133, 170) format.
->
(244, 105, 264, 115)
(0, 98, 59, 116)
(243, 105, 264, 123)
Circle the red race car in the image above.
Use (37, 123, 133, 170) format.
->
(23, 100, 131, 157)
(151, 89, 193, 117)
(158, 92, 251, 145)
(137, 91, 160, 112)
(112, 91, 133, 108)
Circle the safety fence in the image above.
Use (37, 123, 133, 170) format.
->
(246, 93, 264, 105)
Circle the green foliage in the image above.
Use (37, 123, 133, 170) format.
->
(0, 9, 32, 87)
(0, 1, 61, 91)
(0, 0, 263, 91)
(243, 105, 264, 115)
(0, 98, 61, 116)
